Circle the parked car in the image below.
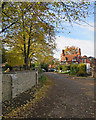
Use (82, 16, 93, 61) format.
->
(42, 68, 46, 72)
(54, 69, 59, 72)
(48, 68, 55, 72)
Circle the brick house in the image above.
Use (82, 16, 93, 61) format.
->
(60, 48, 92, 74)
(60, 48, 90, 65)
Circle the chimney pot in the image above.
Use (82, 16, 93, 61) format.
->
(78, 48, 81, 56)
(62, 49, 65, 56)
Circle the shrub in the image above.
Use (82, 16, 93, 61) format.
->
(77, 63, 87, 77)
(70, 63, 87, 77)
(62, 65, 70, 71)
(31, 63, 35, 68)
(67, 65, 70, 70)
(40, 63, 48, 72)
(38, 74, 47, 84)
(55, 66, 58, 70)
(70, 64, 78, 75)
(58, 65, 62, 70)
(39, 68, 43, 72)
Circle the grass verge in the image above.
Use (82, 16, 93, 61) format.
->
(38, 74, 47, 84)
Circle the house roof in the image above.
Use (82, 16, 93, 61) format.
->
(82, 55, 87, 58)
(61, 54, 79, 62)
(86, 59, 90, 63)
(81, 56, 90, 63)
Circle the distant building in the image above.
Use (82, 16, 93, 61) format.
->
(60, 48, 92, 74)
(60, 48, 90, 65)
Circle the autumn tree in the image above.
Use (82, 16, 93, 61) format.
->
(1, 2, 91, 33)
(2, 2, 56, 69)
(64, 46, 79, 55)
(2, 2, 91, 69)
(2, 47, 7, 63)
(5, 48, 24, 67)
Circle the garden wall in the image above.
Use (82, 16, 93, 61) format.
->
(2, 71, 38, 101)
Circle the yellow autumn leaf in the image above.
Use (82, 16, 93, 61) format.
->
(83, 15, 86, 18)
(38, 2, 40, 4)
(31, 13, 33, 15)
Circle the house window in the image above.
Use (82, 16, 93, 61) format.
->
(63, 60, 65, 64)
(72, 57, 77, 61)
(65, 57, 68, 60)
(82, 59, 86, 63)
(72, 59, 76, 61)
(73, 61, 76, 64)
(64, 57, 67, 61)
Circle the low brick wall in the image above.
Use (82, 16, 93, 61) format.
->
(2, 71, 38, 102)
(0, 74, 2, 103)
(2, 74, 12, 101)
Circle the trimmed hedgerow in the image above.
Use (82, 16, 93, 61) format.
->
(62, 65, 70, 71)
(77, 63, 87, 77)
(38, 74, 47, 84)
(70, 63, 87, 76)
(58, 65, 62, 70)
(70, 64, 78, 75)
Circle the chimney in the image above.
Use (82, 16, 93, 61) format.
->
(78, 48, 81, 56)
(62, 49, 65, 56)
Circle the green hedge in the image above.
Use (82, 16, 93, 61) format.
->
(58, 65, 62, 70)
(38, 74, 47, 84)
(62, 65, 70, 71)
(77, 63, 87, 76)
(57, 63, 87, 77)
(70, 63, 87, 76)
(70, 64, 78, 75)
(57, 65, 70, 71)
(40, 62, 48, 72)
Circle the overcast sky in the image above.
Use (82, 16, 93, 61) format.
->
(54, 2, 94, 60)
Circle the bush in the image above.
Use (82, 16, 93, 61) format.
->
(62, 65, 70, 71)
(77, 63, 87, 77)
(31, 63, 35, 68)
(39, 68, 43, 72)
(70, 63, 87, 77)
(70, 64, 78, 75)
(38, 74, 47, 84)
(57, 65, 62, 70)
(40, 63, 48, 72)
(55, 66, 58, 70)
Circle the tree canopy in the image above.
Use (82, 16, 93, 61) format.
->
(2, 2, 91, 33)
(64, 46, 79, 55)
(2, 2, 91, 68)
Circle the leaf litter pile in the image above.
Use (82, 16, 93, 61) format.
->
(2, 76, 53, 118)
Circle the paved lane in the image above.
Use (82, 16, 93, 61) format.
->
(31, 72, 94, 118)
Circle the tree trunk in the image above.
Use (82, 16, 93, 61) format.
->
(26, 24, 32, 70)
(22, 9, 28, 70)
